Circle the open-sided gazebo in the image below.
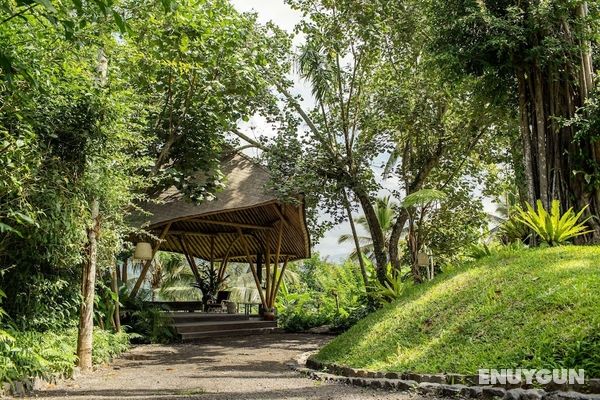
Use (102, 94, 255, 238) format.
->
(130, 152, 310, 315)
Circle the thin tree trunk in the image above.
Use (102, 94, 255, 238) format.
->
(111, 266, 121, 332)
(388, 208, 408, 274)
(517, 68, 536, 206)
(354, 188, 388, 284)
(121, 258, 128, 286)
(533, 64, 549, 209)
(77, 198, 100, 371)
(342, 190, 369, 288)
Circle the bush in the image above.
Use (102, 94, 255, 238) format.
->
(121, 295, 176, 343)
(7, 274, 80, 331)
(0, 328, 129, 384)
(276, 256, 366, 332)
(515, 200, 592, 246)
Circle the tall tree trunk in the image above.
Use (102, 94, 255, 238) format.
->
(388, 208, 408, 274)
(576, 1, 600, 241)
(77, 198, 99, 371)
(342, 189, 369, 288)
(353, 188, 388, 284)
(517, 68, 536, 206)
(533, 64, 549, 209)
(111, 265, 121, 332)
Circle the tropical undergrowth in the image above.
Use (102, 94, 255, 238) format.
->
(0, 328, 129, 384)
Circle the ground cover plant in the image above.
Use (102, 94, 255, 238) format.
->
(315, 246, 600, 376)
(0, 328, 129, 384)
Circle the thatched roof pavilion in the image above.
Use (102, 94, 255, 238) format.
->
(129, 152, 310, 312)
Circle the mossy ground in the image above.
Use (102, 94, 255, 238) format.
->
(315, 246, 600, 376)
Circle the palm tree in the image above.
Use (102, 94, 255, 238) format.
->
(147, 252, 200, 301)
(338, 196, 396, 261)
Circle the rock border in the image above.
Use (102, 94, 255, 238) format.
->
(288, 355, 600, 400)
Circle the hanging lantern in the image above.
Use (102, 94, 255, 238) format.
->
(134, 242, 153, 260)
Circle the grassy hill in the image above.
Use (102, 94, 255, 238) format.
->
(314, 246, 600, 376)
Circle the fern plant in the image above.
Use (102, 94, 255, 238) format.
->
(515, 200, 592, 246)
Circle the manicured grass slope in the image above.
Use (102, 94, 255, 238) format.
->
(315, 247, 600, 376)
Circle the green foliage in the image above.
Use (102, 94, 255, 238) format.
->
(315, 246, 600, 376)
(276, 255, 367, 332)
(465, 242, 494, 260)
(149, 252, 199, 302)
(499, 215, 531, 244)
(119, 0, 291, 200)
(515, 200, 592, 246)
(10, 275, 80, 331)
(121, 296, 175, 343)
(370, 272, 406, 305)
(338, 196, 397, 261)
(401, 189, 447, 209)
(0, 328, 128, 384)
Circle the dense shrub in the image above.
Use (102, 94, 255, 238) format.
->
(276, 255, 366, 332)
(121, 295, 176, 343)
(0, 328, 129, 384)
(8, 274, 80, 331)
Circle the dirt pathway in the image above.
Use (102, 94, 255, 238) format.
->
(32, 333, 433, 400)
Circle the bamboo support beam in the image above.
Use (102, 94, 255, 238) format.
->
(272, 204, 291, 228)
(265, 230, 271, 308)
(210, 236, 215, 269)
(130, 223, 171, 298)
(168, 231, 253, 238)
(270, 256, 289, 306)
(238, 228, 267, 309)
(268, 222, 284, 308)
(193, 219, 273, 231)
(179, 236, 201, 284)
(217, 259, 228, 282)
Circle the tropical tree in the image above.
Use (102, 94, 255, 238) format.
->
(118, 0, 292, 201)
(338, 196, 397, 261)
(267, 0, 512, 284)
(147, 253, 199, 302)
(426, 0, 600, 240)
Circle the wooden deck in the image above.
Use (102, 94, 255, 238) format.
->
(165, 312, 279, 341)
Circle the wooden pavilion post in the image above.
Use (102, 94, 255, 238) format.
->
(218, 235, 240, 282)
(264, 230, 271, 309)
(237, 228, 267, 309)
(178, 235, 202, 285)
(130, 223, 171, 298)
(271, 256, 289, 307)
(267, 222, 284, 309)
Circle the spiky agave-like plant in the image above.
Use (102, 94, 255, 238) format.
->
(515, 200, 593, 246)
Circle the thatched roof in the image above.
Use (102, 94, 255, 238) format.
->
(134, 153, 310, 263)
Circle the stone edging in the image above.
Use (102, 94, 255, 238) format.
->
(288, 354, 600, 400)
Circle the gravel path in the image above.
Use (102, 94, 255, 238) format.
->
(32, 333, 435, 400)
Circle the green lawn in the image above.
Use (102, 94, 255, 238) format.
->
(315, 246, 600, 376)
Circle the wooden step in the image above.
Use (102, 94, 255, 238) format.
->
(165, 312, 249, 324)
(180, 326, 281, 341)
(174, 320, 277, 334)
